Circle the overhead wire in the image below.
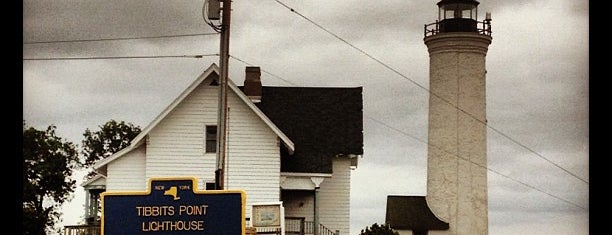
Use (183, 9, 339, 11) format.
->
(230, 54, 587, 211)
(23, 33, 219, 45)
(365, 115, 587, 211)
(21, 0, 587, 210)
(23, 54, 219, 61)
(272, 0, 589, 185)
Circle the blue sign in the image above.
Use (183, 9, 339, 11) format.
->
(101, 177, 246, 235)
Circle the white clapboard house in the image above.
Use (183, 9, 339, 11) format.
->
(70, 63, 363, 235)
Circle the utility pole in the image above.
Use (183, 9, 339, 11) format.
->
(215, 0, 231, 190)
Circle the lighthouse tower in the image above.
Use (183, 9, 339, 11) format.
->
(385, 1, 492, 234)
(424, 0, 492, 234)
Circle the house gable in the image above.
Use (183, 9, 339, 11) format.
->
(93, 64, 294, 173)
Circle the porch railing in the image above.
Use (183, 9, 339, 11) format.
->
(65, 218, 339, 235)
(255, 217, 339, 235)
(424, 19, 492, 37)
(318, 223, 339, 235)
(63, 225, 100, 235)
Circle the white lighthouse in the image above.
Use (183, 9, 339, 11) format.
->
(386, 1, 492, 235)
(424, 0, 492, 234)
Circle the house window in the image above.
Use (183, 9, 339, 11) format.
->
(206, 125, 217, 153)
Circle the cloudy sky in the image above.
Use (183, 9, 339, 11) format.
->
(23, 0, 589, 234)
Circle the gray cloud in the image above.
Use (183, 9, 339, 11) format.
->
(24, 0, 588, 234)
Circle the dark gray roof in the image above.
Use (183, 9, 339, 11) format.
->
(385, 196, 449, 232)
(437, 0, 480, 6)
(245, 86, 363, 174)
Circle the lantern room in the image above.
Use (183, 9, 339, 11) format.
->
(437, 0, 479, 33)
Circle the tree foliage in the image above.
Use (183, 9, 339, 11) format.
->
(81, 120, 141, 177)
(23, 122, 79, 235)
(359, 223, 399, 235)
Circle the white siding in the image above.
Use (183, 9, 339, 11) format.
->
(319, 158, 352, 235)
(143, 81, 280, 217)
(106, 144, 146, 191)
(225, 92, 281, 218)
(146, 83, 218, 188)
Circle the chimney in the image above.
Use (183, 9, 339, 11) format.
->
(244, 66, 262, 103)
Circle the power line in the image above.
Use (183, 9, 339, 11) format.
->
(226, 54, 587, 210)
(20, 1, 586, 210)
(23, 54, 219, 61)
(365, 115, 587, 211)
(23, 33, 219, 45)
(273, 0, 589, 185)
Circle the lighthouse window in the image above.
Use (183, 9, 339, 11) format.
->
(444, 9, 455, 19)
(458, 3, 476, 19)
(442, 4, 475, 20)
(462, 9, 472, 19)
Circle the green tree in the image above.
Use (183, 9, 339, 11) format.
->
(81, 120, 141, 178)
(23, 122, 79, 235)
(359, 223, 399, 235)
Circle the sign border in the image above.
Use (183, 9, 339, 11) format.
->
(100, 176, 246, 235)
